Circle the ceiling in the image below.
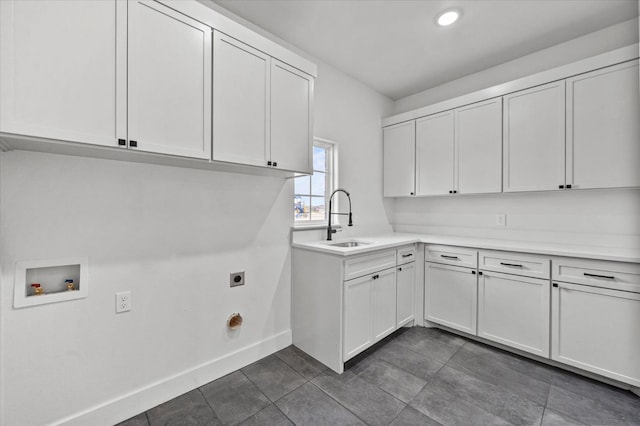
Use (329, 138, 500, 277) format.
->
(212, 0, 639, 100)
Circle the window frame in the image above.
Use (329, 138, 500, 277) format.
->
(293, 137, 337, 228)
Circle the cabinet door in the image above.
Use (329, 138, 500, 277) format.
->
(455, 98, 502, 194)
(213, 31, 269, 166)
(416, 111, 455, 195)
(396, 262, 415, 327)
(552, 282, 640, 387)
(478, 271, 550, 357)
(271, 60, 313, 173)
(0, 0, 125, 146)
(128, 0, 211, 159)
(503, 81, 565, 192)
(372, 268, 397, 342)
(425, 262, 477, 335)
(566, 60, 640, 189)
(383, 121, 416, 197)
(344, 275, 373, 360)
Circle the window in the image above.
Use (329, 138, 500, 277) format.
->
(294, 139, 336, 224)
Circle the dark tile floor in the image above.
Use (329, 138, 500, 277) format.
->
(118, 327, 640, 426)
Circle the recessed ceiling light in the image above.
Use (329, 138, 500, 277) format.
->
(436, 9, 460, 26)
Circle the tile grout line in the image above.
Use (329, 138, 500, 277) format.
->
(308, 378, 376, 425)
(196, 386, 223, 424)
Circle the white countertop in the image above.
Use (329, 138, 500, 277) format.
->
(291, 232, 640, 263)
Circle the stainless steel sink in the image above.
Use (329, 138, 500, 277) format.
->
(326, 241, 370, 248)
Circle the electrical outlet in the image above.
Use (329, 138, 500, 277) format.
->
(116, 291, 131, 313)
(230, 272, 245, 287)
(496, 214, 507, 227)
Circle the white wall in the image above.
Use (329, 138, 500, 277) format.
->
(0, 152, 294, 425)
(0, 12, 394, 426)
(395, 18, 639, 114)
(311, 60, 395, 238)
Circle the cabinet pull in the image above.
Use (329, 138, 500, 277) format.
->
(117, 138, 126, 146)
(129, 140, 138, 148)
(559, 185, 565, 189)
(453, 190, 457, 194)
(401, 253, 413, 258)
(478, 271, 483, 276)
(267, 161, 272, 166)
(500, 262, 523, 268)
(273, 161, 278, 167)
(410, 192, 414, 196)
(398, 267, 402, 272)
(448, 190, 453, 194)
(372, 274, 379, 280)
(566, 184, 572, 189)
(583, 273, 615, 280)
(441, 255, 459, 260)
(552, 283, 558, 287)
(471, 270, 476, 275)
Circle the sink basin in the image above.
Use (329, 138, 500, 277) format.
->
(326, 241, 371, 248)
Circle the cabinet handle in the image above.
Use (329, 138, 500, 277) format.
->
(372, 274, 379, 280)
(500, 262, 523, 268)
(441, 255, 459, 260)
(398, 267, 402, 272)
(583, 273, 615, 280)
(566, 184, 572, 189)
(472, 270, 476, 275)
(129, 140, 138, 148)
(553, 283, 558, 287)
(559, 185, 565, 189)
(273, 161, 278, 167)
(410, 192, 414, 196)
(453, 190, 457, 194)
(448, 190, 453, 194)
(478, 271, 483, 276)
(267, 161, 272, 166)
(402, 253, 413, 258)
(117, 138, 126, 146)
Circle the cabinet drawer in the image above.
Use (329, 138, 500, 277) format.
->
(552, 257, 640, 293)
(397, 245, 416, 265)
(344, 249, 396, 281)
(479, 250, 550, 279)
(425, 245, 477, 268)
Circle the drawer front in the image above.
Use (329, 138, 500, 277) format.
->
(479, 250, 550, 279)
(344, 249, 396, 281)
(397, 245, 416, 265)
(425, 245, 477, 268)
(552, 257, 640, 293)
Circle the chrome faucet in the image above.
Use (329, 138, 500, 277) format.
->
(327, 188, 353, 241)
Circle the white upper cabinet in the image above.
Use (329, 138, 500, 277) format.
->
(270, 60, 313, 173)
(0, 0, 125, 147)
(456, 98, 503, 194)
(212, 34, 313, 173)
(387, 98, 502, 197)
(383, 121, 416, 197)
(0, 0, 315, 174)
(503, 81, 566, 192)
(566, 60, 640, 190)
(128, 0, 211, 159)
(416, 111, 455, 196)
(212, 31, 269, 167)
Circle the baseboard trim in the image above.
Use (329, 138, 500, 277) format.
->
(53, 329, 292, 426)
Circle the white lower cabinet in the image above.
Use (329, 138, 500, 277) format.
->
(551, 257, 640, 387)
(552, 282, 640, 387)
(425, 262, 478, 335)
(372, 268, 398, 342)
(396, 262, 415, 327)
(344, 274, 374, 360)
(478, 271, 550, 357)
(343, 267, 398, 360)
